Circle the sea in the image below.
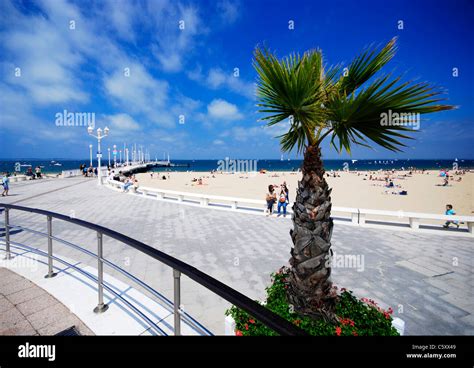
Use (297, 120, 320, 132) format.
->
(1, 159, 472, 175)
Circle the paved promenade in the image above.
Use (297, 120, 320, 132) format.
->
(0, 177, 473, 335)
(0, 267, 93, 335)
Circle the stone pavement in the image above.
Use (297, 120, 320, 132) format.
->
(0, 177, 473, 335)
(0, 267, 93, 335)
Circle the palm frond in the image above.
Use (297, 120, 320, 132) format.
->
(326, 75, 455, 152)
(338, 37, 398, 95)
(253, 38, 455, 155)
(253, 46, 327, 152)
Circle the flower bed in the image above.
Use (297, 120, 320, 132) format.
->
(225, 267, 399, 336)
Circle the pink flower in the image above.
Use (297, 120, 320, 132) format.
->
(335, 327, 342, 336)
(235, 330, 243, 336)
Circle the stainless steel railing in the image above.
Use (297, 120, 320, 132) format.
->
(0, 203, 307, 336)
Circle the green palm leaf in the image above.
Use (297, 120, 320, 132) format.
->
(253, 38, 456, 154)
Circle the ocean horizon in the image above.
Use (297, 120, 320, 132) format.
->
(2, 158, 473, 175)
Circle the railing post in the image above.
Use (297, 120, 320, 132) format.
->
(94, 231, 109, 313)
(44, 215, 57, 278)
(173, 269, 181, 335)
(4, 208, 12, 260)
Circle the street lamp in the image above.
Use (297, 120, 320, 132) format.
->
(113, 144, 117, 167)
(125, 148, 129, 166)
(89, 144, 93, 167)
(108, 147, 111, 167)
(88, 126, 109, 185)
(119, 150, 122, 164)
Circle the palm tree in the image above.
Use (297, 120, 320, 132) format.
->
(253, 37, 455, 323)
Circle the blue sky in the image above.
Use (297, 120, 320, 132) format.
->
(0, 0, 472, 160)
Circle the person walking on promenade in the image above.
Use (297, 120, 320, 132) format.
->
(2, 173, 10, 196)
(443, 204, 459, 229)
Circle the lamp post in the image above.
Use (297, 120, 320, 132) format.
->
(113, 144, 117, 167)
(125, 148, 129, 166)
(89, 144, 93, 167)
(88, 126, 109, 185)
(108, 148, 111, 167)
(119, 150, 122, 164)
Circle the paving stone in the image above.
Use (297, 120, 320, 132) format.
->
(0, 278, 34, 296)
(28, 302, 73, 331)
(36, 313, 80, 335)
(0, 296, 14, 314)
(0, 307, 26, 332)
(6, 285, 46, 305)
(0, 319, 37, 335)
(16, 294, 59, 317)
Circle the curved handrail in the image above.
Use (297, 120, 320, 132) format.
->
(3, 239, 168, 335)
(5, 223, 212, 335)
(0, 203, 307, 336)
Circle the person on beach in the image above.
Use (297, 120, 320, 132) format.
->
(282, 182, 289, 202)
(26, 167, 35, 179)
(2, 173, 10, 196)
(277, 185, 289, 217)
(35, 166, 42, 179)
(122, 177, 133, 192)
(266, 185, 277, 216)
(132, 177, 139, 191)
(443, 204, 459, 229)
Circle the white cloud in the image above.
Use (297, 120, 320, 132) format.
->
(207, 99, 243, 121)
(100, 0, 140, 42)
(1, 5, 88, 105)
(149, 2, 205, 72)
(103, 113, 140, 131)
(217, 0, 240, 24)
(213, 139, 225, 145)
(104, 63, 173, 127)
(189, 67, 255, 99)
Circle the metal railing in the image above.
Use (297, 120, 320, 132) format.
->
(0, 203, 307, 336)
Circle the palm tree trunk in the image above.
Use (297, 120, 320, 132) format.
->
(287, 145, 337, 322)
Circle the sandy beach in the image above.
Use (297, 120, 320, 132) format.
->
(135, 170, 474, 216)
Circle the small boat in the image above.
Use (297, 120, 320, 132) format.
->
(53, 163, 62, 166)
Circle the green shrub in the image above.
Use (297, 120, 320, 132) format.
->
(225, 267, 399, 336)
